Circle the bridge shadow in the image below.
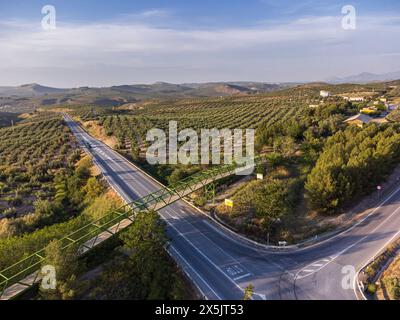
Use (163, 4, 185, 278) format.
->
(91, 152, 145, 202)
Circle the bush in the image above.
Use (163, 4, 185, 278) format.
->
(10, 195, 23, 207)
(83, 193, 122, 221)
(0, 182, 6, 194)
(193, 196, 206, 207)
(167, 166, 200, 185)
(367, 283, 376, 295)
(3, 207, 17, 218)
(40, 241, 83, 300)
(230, 178, 299, 232)
(83, 177, 105, 202)
(383, 277, 400, 300)
(266, 152, 284, 168)
(88, 211, 187, 300)
(273, 136, 296, 158)
(34, 199, 56, 219)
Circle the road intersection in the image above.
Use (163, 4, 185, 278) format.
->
(64, 114, 400, 300)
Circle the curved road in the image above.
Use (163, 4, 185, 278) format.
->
(64, 115, 400, 300)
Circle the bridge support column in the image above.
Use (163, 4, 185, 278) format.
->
(204, 183, 216, 204)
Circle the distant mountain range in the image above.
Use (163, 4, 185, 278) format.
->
(0, 82, 296, 111)
(1, 73, 399, 100)
(0, 83, 68, 97)
(2, 75, 398, 113)
(0, 82, 294, 98)
(326, 71, 400, 84)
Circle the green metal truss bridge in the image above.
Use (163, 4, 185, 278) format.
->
(0, 159, 258, 300)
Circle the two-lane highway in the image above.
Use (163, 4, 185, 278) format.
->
(64, 114, 400, 300)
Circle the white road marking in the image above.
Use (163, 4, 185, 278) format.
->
(291, 182, 400, 253)
(202, 219, 266, 252)
(296, 198, 400, 280)
(354, 225, 400, 300)
(68, 115, 400, 300)
(202, 220, 295, 277)
(254, 293, 267, 300)
(295, 257, 335, 280)
(233, 273, 252, 281)
(169, 245, 221, 300)
(162, 210, 246, 295)
(173, 216, 255, 282)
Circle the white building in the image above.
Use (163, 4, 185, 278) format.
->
(349, 97, 365, 102)
(343, 96, 365, 102)
(320, 90, 331, 98)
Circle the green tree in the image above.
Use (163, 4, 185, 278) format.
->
(305, 124, 400, 213)
(131, 140, 140, 162)
(89, 211, 186, 300)
(83, 177, 105, 201)
(243, 284, 254, 300)
(266, 152, 284, 168)
(34, 200, 55, 220)
(253, 180, 292, 219)
(89, 258, 135, 299)
(40, 240, 83, 300)
(119, 211, 172, 299)
(0, 182, 6, 195)
(167, 166, 199, 185)
(285, 121, 304, 139)
(54, 174, 68, 205)
(273, 136, 295, 158)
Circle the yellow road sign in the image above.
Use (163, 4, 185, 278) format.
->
(225, 199, 233, 208)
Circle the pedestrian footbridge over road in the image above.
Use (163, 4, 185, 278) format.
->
(0, 158, 257, 300)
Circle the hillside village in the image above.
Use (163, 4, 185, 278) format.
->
(311, 87, 400, 127)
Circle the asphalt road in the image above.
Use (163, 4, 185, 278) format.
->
(64, 115, 400, 300)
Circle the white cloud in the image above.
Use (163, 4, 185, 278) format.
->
(0, 13, 399, 86)
(140, 9, 170, 18)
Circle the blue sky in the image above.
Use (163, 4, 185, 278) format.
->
(0, 0, 399, 87)
(1, 0, 399, 27)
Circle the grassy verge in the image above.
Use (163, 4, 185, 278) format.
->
(362, 239, 400, 300)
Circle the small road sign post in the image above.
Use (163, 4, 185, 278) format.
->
(278, 241, 287, 248)
(377, 185, 382, 199)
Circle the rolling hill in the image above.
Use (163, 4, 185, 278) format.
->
(327, 71, 400, 84)
(0, 81, 295, 112)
